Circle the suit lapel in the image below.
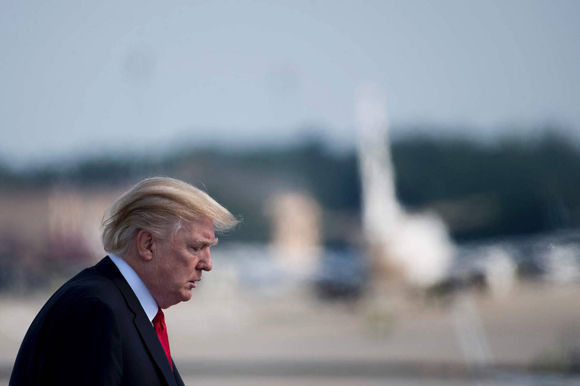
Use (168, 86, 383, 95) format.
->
(172, 359, 185, 386)
(96, 257, 178, 386)
(133, 312, 177, 386)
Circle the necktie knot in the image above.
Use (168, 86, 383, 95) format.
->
(153, 308, 172, 370)
(153, 308, 165, 325)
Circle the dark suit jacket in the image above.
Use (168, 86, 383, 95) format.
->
(10, 256, 185, 386)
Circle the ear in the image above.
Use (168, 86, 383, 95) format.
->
(136, 229, 156, 262)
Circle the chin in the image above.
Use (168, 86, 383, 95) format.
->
(181, 292, 193, 302)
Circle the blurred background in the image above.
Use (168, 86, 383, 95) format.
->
(1, 1, 580, 384)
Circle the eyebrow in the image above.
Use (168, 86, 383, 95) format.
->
(198, 238, 219, 247)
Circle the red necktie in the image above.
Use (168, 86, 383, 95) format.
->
(153, 308, 173, 370)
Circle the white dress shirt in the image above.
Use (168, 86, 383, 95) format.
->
(109, 253, 158, 323)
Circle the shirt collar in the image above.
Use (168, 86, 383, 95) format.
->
(109, 253, 159, 323)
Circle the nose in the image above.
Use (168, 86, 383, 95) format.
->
(200, 248, 212, 272)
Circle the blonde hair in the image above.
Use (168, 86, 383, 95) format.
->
(101, 177, 238, 255)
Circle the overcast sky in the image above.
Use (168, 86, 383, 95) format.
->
(1, 0, 578, 166)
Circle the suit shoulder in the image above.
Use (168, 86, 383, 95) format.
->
(44, 265, 126, 316)
(10, 271, 126, 385)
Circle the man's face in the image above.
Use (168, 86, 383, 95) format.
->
(149, 216, 217, 308)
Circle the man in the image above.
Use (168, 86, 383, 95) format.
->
(10, 177, 238, 385)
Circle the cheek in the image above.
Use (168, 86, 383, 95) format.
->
(179, 253, 198, 271)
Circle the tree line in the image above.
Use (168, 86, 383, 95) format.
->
(1, 130, 579, 242)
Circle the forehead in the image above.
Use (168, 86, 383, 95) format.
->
(176, 217, 215, 241)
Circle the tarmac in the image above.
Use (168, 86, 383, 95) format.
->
(1, 280, 579, 385)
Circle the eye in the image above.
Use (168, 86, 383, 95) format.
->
(189, 245, 202, 253)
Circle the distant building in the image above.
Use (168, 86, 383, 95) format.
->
(0, 186, 120, 288)
(265, 191, 322, 277)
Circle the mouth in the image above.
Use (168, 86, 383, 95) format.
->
(188, 280, 199, 289)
